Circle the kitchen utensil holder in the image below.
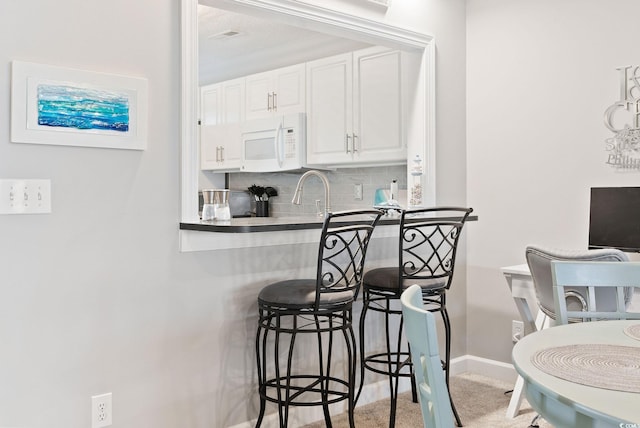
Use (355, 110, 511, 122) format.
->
(256, 201, 269, 217)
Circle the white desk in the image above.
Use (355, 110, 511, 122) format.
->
(502, 264, 542, 335)
(502, 264, 555, 418)
(512, 320, 640, 427)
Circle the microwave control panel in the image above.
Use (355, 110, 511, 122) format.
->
(284, 128, 297, 159)
(280, 112, 305, 165)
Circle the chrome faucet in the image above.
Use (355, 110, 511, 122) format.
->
(292, 170, 331, 216)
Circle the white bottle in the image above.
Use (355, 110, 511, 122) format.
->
(390, 180, 398, 202)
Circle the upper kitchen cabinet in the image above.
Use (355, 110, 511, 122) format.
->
(200, 78, 244, 171)
(245, 64, 306, 120)
(306, 46, 406, 167)
(200, 77, 245, 125)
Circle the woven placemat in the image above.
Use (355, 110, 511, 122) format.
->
(531, 344, 640, 393)
(624, 323, 640, 341)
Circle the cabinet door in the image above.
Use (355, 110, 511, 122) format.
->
(353, 47, 405, 164)
(272, 64, 305, 115)
(200, 83, 221, 126)
(245, 71, 272, 120)
(245, 64, 305, 120)
(219, 130, 242, 170)
(201, 78, 245, 125)
(200, 123, 242, 171)
(221, 78, 245, 124)
(306, 53, 353, 165)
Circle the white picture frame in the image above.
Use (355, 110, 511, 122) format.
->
(11, 61, 148, 150)
(365, 0, 390, 7)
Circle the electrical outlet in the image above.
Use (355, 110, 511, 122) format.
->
(512, 320, 524, 343)
(91, 393, 112, 428)
(354, 183, 363, 200)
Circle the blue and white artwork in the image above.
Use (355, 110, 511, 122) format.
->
(37, 84, 130, 132)
(12, 61, 147, 150)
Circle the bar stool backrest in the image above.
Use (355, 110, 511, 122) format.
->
(399, 207, 473, 290)
(315, 209, 382, 309)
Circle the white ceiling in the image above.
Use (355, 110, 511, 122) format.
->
(198, 4, 371, 85)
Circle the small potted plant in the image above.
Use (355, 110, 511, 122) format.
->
(248, 185, 278, 217)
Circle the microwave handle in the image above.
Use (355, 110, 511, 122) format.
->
(275, 122, 284, 167)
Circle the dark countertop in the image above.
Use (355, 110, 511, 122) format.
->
(180, 214, 478, 233)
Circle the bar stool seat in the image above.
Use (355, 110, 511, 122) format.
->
(255, 209, 382, 428)
(364, 267, 447, 291)
(259, 280, 354, 309)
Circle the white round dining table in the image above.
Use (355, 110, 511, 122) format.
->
(512, 319, 640, 428)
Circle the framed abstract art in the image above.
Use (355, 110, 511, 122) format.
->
(11, 61, 148, 150)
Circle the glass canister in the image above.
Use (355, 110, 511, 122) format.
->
(201, 189, 230, 221)
(409, 155, 423, 207)
(201, 190, 215, 221)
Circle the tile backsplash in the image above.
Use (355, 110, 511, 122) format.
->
(227, 165, 407, 217)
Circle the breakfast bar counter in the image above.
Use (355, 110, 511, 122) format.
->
(180, 213, 478, 233)
(179, 213, 477, 251)
(180, 215, 334, 233)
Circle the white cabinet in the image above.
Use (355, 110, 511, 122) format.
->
(199, 47, 406, 171)
(305, 53, 353, 165)
(200, 78, 244, 125)
(200, 78, 244, 171)
(306, 47, 406, 166)
(245, 64, 305, 120)
(200, 123, 242, 171)
(354, 47, 405, 164)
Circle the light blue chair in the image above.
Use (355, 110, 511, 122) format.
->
(400, 284, 454, 428)
(526, 245, 631, 326)
(551, 260, 640, 325)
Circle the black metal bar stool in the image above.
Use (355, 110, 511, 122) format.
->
(356, 207, 473, 428)
(255, 209, 382, 428)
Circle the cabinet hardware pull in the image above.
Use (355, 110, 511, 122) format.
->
(216, 146, 220, 163)
(353, 134, 359, 152)
(219, 146, 225, 163)
(267, 93, 272, 111)
(273, 92, 277, 111)
(345, 134, 351, 153)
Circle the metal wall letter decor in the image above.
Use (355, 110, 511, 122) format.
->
(604, 66, 640, 169)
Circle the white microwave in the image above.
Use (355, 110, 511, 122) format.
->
(241, 112, 307, 172)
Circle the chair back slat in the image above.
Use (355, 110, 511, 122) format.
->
(551, 261, 640, 325)
(401, 284, 454, 428)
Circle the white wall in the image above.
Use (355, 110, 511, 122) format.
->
(0, 0, 467, 427)
(466, 0, 640, 362)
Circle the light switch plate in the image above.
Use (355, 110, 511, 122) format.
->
(0, 179, 51, 214)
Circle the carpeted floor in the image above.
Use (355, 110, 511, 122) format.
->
(303, 372, 553, 428)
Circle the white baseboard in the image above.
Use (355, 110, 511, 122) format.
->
(227, 355, 517, 428)
(451, 354, 518, 384)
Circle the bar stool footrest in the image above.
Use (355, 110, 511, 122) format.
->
(259, 375, 351, 406)
(362, 351, 413, 377)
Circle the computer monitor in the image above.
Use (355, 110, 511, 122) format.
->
(589, 187, 640, 253)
